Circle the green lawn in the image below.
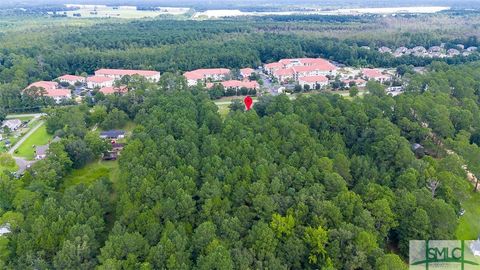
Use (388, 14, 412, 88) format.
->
(456, 189, 480, 240)
(15, 124, 51, 160)
(61, 160, 119, 191)
(217, 103, 230, 119)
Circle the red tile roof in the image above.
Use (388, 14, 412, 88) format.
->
(87, 76, 115, 83)
(45, 89, 71, 97)
(184, 68, 231, 80)
(26, 81, 59, 91)
(273, 68, 295, 76)
(57, 75, 85, 81)
(293, 63, 336, 73)
(298, 75, 328, 83)
(95, 69, 160, 77)
(99, 86, 128, 95)
(362, 68, 384, 78)
(240, 68, 255, 77)
(207, 80, 259, 89)
(264, 62, 283, 69)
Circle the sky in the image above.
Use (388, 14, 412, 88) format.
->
(1, 0, 480, 9)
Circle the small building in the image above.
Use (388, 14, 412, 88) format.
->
(35, 144, 49, 160)
(466, 46, 478, 52)
(411, 143, 425, 158)
(2, 119, 22, 131)
(87, 76, 115, 89)
(100, 130, 126, 140)
(447, 48, 460, 56)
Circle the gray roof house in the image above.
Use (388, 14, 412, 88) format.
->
(35, 145, 49, 160)
(100, 130, 126, 140)
(2, 119, 22, 131)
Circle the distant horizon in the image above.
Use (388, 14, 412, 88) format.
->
(1, 0, 480, 9)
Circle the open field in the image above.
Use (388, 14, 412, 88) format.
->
(456, 189, 480, 240)
(14, 125, 51, 160)
(62, 160, 119, 190)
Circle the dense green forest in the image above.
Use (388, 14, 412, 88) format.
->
(1, 12, 480, 269)
(1, 61, 480, 268)
(1, 13, 480, 112)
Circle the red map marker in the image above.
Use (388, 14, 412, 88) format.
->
(244, 96, 253, 111)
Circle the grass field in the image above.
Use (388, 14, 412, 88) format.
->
(456, 189, 480, 240)
(217, 103, 230, 119)
(62, 160, 119, 190)
(15, 124, 52, 160)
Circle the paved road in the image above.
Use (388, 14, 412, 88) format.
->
(8, 121, 44, 155)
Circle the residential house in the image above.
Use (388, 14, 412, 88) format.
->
(103, 142, 125, 161)
(87, 76, 115, 89)
(57, 74, 86, 85)
(100, 130, 126, 140)
(394, 47, 408, 57)
(206, 80, 259, 90)
(428, 46, 443, 53)
(447, 48, 460, 56)
(240, 68, 255, 79)
(35, 136, 61, 160)
(362, 68, 391, 83)
(184, 68, 231, 86)
(35, 144, 49, 160)
(99, 86, 128, 95)
(466, 46, 478, 52)
(378, 46, 392, 53)
(298, 75, 328, 89)
(456, 44, 465, 50)
(95, 69, 161, 82)
(2, 119, 22, 131)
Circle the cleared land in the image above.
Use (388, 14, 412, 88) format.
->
(62, 160, 119, 190)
